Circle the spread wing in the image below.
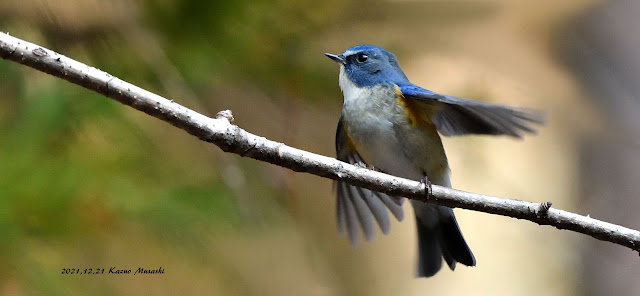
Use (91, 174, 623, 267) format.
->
(334, 117, 404, 245)
(399, 84, 545, 138)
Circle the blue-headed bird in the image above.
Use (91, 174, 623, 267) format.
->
(325, 45, 543, 277)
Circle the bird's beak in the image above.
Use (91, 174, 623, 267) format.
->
(325, 53, 345, 64)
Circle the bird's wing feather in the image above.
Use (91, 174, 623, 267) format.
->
(399, 84, 545, 138)
(334, 117, 404, 245)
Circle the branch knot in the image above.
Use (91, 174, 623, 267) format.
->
(215, 110, 234, 122)
(536, 201, 553, 217)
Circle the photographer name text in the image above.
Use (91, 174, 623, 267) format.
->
(61, 267, 165, 275)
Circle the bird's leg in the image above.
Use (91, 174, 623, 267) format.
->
(420, 175, 433, 200)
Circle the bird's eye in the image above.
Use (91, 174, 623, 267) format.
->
(356, 53, 368, 63)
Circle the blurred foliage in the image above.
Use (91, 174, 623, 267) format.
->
(140, 0, 343, 96)
(0, 0, 350, 294)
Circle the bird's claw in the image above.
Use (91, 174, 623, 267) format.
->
(355, 161, 375, 170)
(420, 176, 432, 200)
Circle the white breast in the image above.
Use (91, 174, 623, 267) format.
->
(338, 68, 419, 179)
(337, 66, 450, 184)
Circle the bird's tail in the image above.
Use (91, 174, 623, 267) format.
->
(415, 205, 476, 277)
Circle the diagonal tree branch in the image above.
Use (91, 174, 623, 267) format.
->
(1, 32, 639, 253)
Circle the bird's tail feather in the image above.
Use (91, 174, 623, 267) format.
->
(415, 216, 443, 277)
(415, 208, 476, 277)
(440, 214, 476, 267)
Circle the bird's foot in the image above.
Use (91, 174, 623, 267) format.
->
(420, 176, 432, 200)
(355, 161, 375, 170)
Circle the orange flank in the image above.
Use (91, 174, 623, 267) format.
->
(342, 121, 359, 152)
(394, 85, 435, 128)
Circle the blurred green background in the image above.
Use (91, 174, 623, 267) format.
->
(1, 0, 640, 295)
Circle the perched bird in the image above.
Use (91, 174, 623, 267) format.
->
(325, 45, 543, 277)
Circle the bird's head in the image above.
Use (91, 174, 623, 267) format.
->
(325, 45, 409, 88)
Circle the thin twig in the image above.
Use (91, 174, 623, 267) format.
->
(1, 32, 638, 252)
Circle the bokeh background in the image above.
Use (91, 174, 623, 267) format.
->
(1, 0, 639, 295)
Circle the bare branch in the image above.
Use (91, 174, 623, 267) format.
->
(1, 32, 639, 252)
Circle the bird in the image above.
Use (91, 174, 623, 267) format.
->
(325, 45, 543, 277)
